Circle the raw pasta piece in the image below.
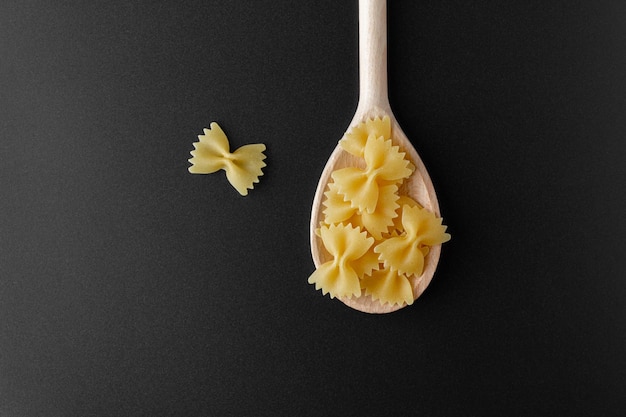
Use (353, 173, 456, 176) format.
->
(323, 182, 399, 239)
(390, 196, 438, 259)
(322, 183, 356, 225)
(358, 184, 400, 240)
(361, 267, 415, 306)
(339, 115, 391, 157)
(396, 195, 421, 208)
(391, 195, 421, 232)
(308, 224, 374, 299)
(374, 204, 451, 276)
(402, 204, 451, 248)
(188, 122, 266, 196)
(331, 166, 378, 214)
(363, 135, 413, 182)
(332, 134, 413, 214)
(314, 218, 366, 239)
(320, 186, 366, 234)
(351, 244, 382, 279)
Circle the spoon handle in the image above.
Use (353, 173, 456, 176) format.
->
(357, 0, 391, 114)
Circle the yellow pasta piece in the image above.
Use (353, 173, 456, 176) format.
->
(339, 115, 391, 157)
(308, 224, 374, 299)
(188, 122, 266, 196)
(358, 184, 400, 240)
(332, 135, 413, 214)
(396, 195, 421, 208)
(331, 166, 378, 214)
(322, 183, 356, 225)
(374, 204, 451, 276)
(391, 195, 421, 232)
(352, 243, 382, 279)
(361, 267, 415, 307)
(322, 182, 399, 240)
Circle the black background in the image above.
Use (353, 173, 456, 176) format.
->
(1, 1, 625, 416)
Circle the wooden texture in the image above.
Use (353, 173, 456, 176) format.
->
(310, 0, 442, 314)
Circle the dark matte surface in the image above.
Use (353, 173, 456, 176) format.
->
(1, 1, 625, 416)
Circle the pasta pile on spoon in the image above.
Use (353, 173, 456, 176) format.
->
(309, 116, 450, 307)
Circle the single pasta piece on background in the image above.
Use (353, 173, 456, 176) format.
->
(188, 122, 266, 196)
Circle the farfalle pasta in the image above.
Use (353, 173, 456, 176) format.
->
(361, 266, 415, 306)
(375, 204, 450, 277)
(331, 134, 413, 214)
(188, 122, 266, 196)
(339, 115, 391, 158)
(308, 223, 374, 299)
(322, 182, 399, 240)
(309, 116, 451, 308)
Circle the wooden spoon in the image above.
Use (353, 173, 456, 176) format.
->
(310, 0, 442, 314)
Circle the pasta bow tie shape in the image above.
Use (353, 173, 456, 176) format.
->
(188, 122, 266, 196)
(322, 182, 399, 240)
(375, 204, 451, 277)
(308, 223, 374, 299)
(331, 134, 413, 214)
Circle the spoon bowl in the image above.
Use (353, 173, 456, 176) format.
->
(310, 0, 442, 313)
